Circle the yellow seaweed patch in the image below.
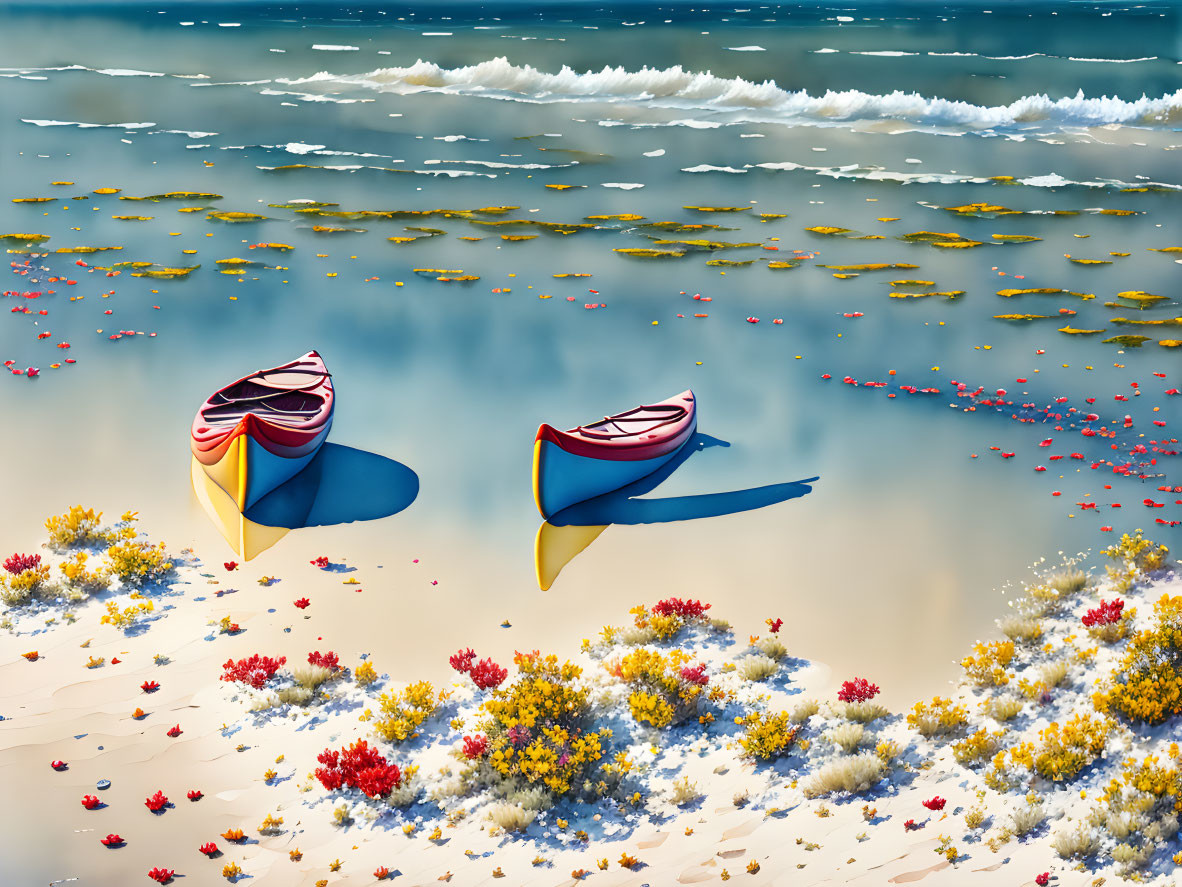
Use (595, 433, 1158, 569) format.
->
(470, 219, 594, 231)
(413, 268, 464, 274)
(889, 280, 935, 287)
(0, 233, 50, 243)
(1097, 209, 1137, 216)
(387, 236, 418, 243)
(805, 226, 854, 236)
(942, 203, 1022, 216)
(215, 258, 260, 266)
(898, 231, 965, 242)
(994, 314, 1051, 320)
(877, 217, 901, 222)
(112, 215, 153, 221)
(997, 288, 1094, 301)
(890, 291, 964, 299)
(1148, 247, 1182, 253)
(268, 202, 340, 210)
(177, 207, 208, 213)
(54, 246, 123, 254)
(458, 237, 482, 241)
(932, 240, 984, 249)
(50, 181, 74, 186)
(123, 192, 224, 201)
(989, 176, 1017, 183)
(474, 206, 520, 214)
(586, 214, 645, 221)
(1112, 290, 1167, 306)
(652, 239, 760, 250)
(207, 211, 268, 222)
(759, 213, 787, 220)
(684, 206, 750, 212)
(613, 248, 686, 258)
(502, 234, 538, 241)
(853, 235, 885, 239)
(818, 263, 920, 271)
(1110, 317, 1182, 327)
(833, 273, 858, 279)
(553, 273, 592, 278)
(1160, 340, 1181, 348)
(767, 260, 804, 270)
(706, 259, 755, 267)
(1110, 252, 1131, 257)
(130, 265, 200, 279)
(219, 269, 244, 275)
(112, 261, 153, 268)
(991, 234, 1042, 243)
(1102, 335, 1150, 347)
(12, 197, 55, 203)
(1069, 258, 1113, 266)
(311, 225, 365, 234)
(250, 243, 293, 251)
(436, 275, 480, 282)
(545, 184, 584, 190)
(93, 187, 121, 195)
(406, 227, 446, 235)
(1058, 326, 1106, 335)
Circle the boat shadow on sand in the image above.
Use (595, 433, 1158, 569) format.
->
(192, 443, 419, 560)
(535, 432, 818, 589)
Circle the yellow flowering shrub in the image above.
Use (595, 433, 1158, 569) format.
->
(374, 680, 439, 743)
(354, 660, 378, 687)
(961, 640, 1015, 686)
(103, 517, 173, 588)
(737, 710, 799, 761)
(58, 552, 110, 594)
(0, 563, 53, 605)
(1031, 713, 1112, 782)
(479, 651, 609, 796)
(952, 728, 1005, 767)
(45, 506, 112, 550)
(1104, 532, 1170, 577)
(1122, 755, 1181, 801)
(100, 596, 155, 629)
(1095, 595, 1182, 724)
(907, 697, 969, 738)
(610, 647, 707, 728)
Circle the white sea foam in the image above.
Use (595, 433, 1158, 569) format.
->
(278, 58, 1182, 134)
(312, 45, 359, 51)
(22, 118, 155, 128)
(682, 164, 747, 173)
(725, 46, 766, 52)
(602, 182, 644, 189)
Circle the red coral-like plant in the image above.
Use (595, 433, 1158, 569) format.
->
(147, 867, 174, 883)
(307, 650, 340, 671)
(145, 790, 169, 812)
(1035, 873, 1050, 887)
(199, 842, 218, 856)
(141, 680, 160, 693)
(374, 867, 391, 880)
(310, 556, 329, 568)
(903, 819, 921, 831)
(293, 598, 310, 609)
(651, 598, 711, 619)
(449, 648, 476, 673)
(101, 833, 124, 847)
(838, 678, 881, 704)
(679, 664, 710, 686)
(922, 796, 946, 812)
(315, 739, 402, 798)
(166, 724, 182, 738)
(1082, 599, 1124, 628)
(224, 561, 238, 571)
(766, 617, 784, 634)
(220, 654, 286, 689)
(187, 790, 202, 801)
(469, 657, 508, 690)
(462, 734, 489, 759)
(81, 795, 102, 810)
(3, 552, 40, 574)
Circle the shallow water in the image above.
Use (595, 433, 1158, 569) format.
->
(0, 1, 1178, 705)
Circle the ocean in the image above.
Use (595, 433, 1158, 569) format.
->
(0, 0, 1178, 703)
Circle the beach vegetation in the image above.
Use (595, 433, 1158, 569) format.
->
(315, 739, 402, 799)
(609, 648, 707, 727)
(99, 596, 154, 629)
(754, 636, 788, 660)
(354, 660, 378, 687)
(221, 655, 286, 690)
(373, 680, 439, 743)
(1094, 594, 1182, 724)
(802, 754, 886, 797)
(999, 614, 1043, 643)
(1009, 799, 1047, 836)
(791, 699, 820, 723)
(737, 654, 779, 682)
(0, 558, 53, 605)
(737, 710, 799, 761)
(58, 552, 110, 596)
(952, 729, 1005, 767)
(907, 697, 968, 737)
(486, 802, 537, 832)
(827, 723, 865, 754)
(292, 664, 334, 690)
(961, 640, 1015, 686)
(668, 775, 701, 806)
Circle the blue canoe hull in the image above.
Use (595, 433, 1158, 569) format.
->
(532, 437, 688, 519)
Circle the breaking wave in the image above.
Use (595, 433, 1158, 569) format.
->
(279, 57, 1182, 134)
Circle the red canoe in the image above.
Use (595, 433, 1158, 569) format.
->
(532, 390, 696, 518)
(191, 351, 334, 511)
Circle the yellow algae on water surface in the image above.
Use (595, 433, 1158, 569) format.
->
(545, 184, 584, 190)
(1160, 340, 1181, 348)
(651, 239, 760, 250)
(93, 187, 121, 194)
(1058, 326, 1106, 335)
(250, 243, 293, 251)
(991, 234, 1042, 243)
(759, 213, 787, 220)
(0, 233, 50, 243)
(310, 225, 365, 234)
(1111, 317, 1182, 327)
(932, 240, 984, 248)
(130, 265, 200, 279)
(889, 280, 935, 287)
(502, 235, 538, 241)
(684, 205, 751, 212)
(613, 248, 686, 258)
(122, 191, 223, 201)
(805, 226, 854, 236)
(997, 288, 1094, 301)
(12, 197, 55, 203)
(833, 273, 858, 279)
(206, 211, 268, 222)
(50, 181, 74, 186)
(767, 260, 804, 270)
(1111, 291, 1166, 306)
(436, 275, 481, 282)
(706, 259, 755, 267)
(941, 203, 1022, 216)
(819, 263, 919, 271)
(1148, 247, 1182, 253)
(54, 246, 123, 254)
(586, 214, 645, 221)
(1097, 209, 1138, 216)
(890, 290, 964, 299)
(553, 273, 592, 278)
(386, 236, 417, 243)
(994, 314, 1051, 321)
(898, 231, 965, 242)
(112, 215, 153, 221)
(1068, 258, 1113, 265)
(1101, 335, 1150, 346)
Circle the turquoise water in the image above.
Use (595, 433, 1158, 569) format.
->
(0, 1, 1178, 702)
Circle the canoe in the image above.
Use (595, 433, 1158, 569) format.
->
(191, 458, 292, 561)
(532, 390, 696, 518)
(191, 351, 334, 511)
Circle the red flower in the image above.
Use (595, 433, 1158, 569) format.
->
(187, 790, 202, 801)
(838, 678, 881, 704)
(374, 867, 391, 880)
(679, 664, 710, 686)
(81, 795, 102, 810)
(101, 833, 124, 847)
(145, 790, 169, 812)
(449, 648, 477, 673)
(462, 734, 489, 759)
(310, 556, 329, 568)
(766, 618, 784, 634)
(166, 724, 182, 738)
(293, 598, 310, 609)
(922, 796, 946, 811)
(1082, 599, 1124, 628)
(903, 819, 921, 831)
(51, 759, 68, 771)
(307, 650, 340, 671)
(220, 654, 286, 689)
(1035, 874, 1050, 887)
(141, 680, 160, 693)
(315, 739, 401, 797)
(3, 552, 41, 574)
(651, 598, 711, 619)
(147, 867, 174, 883)
(469, 657, 508, 690)
(199, 842, 218, 856)
(224, 561, 238, 571)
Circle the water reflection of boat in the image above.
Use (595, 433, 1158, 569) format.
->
(191, 351, 334, 511)
(532, 390, 696, 518)
(534, 432, 818, 589)
(192, 443, 420, 561)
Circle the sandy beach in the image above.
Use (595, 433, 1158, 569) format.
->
(1, 507, 1177, 885)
